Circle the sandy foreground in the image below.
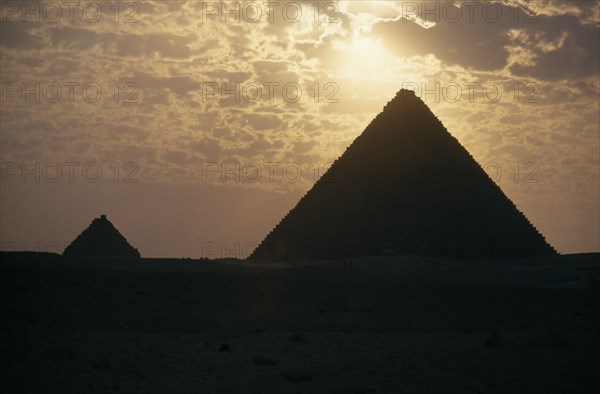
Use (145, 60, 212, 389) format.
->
(1, 252, 599, 393)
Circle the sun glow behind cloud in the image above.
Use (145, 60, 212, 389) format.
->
(332, 37, 400, 81)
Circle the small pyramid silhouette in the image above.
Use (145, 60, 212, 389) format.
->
(63, 215, 140, 258)
(251, 89, 556, 261)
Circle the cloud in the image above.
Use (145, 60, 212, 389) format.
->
(0, 21, 45, 50)
(369, 2, 599, 80)
(244, 113, 286, 130)
(508, 14, 599, 80)
(15, 56, 47, 68)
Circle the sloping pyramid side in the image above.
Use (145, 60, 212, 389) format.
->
(250, 90, 556, 261)
(63, 215, 140, 258)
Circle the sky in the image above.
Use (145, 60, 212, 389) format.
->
(1, 0, 599, 258)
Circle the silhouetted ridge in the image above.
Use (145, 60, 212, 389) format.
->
(251, 89, 556, 261)
(63, 215, 140, 258)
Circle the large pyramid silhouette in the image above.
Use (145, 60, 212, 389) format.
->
(251, 90, 556, 261)
(63, 215, 140, 258)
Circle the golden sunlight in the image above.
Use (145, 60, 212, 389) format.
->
(335, 37, 396, 80)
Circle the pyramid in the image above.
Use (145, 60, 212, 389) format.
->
(250, 89, 556, 261)
(63, 215, 140, 258)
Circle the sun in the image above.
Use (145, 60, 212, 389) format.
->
(335, 37, 396, 80)
(348, 38, 383, 54)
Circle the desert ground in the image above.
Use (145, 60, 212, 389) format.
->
(1, 252, 599, 393)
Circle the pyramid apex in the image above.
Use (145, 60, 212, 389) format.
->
(394, 88, 420, 102)
(382, 89, 421, 111)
